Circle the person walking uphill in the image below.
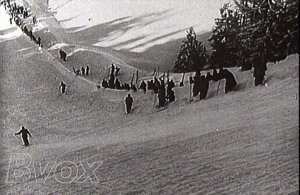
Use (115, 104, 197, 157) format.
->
(59, 81, 66, 94)
(15, 126, 32, 146)
(158, 85, 166, 108)
(124, 94, 134, 114)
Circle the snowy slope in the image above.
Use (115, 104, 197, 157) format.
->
(47, 0, 230, 52)
(0, 0, 299, 194)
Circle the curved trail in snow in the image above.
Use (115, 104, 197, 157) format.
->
(42, 43, 136, 87)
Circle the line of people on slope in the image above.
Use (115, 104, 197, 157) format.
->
(190, 68, 237, 100)
(3, 1, 42, 47)
(73, 66, 90, 76)
(101, 64, 136, 91)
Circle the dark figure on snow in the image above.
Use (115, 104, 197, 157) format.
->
(220, 69, 237, 93)
(167, 79, 175, 90)
(102, 79, 108, 88)
(109, 64, 115, 76)
(81, 67, 85, 76)
(59, 81, 66, 94)
(158, 86, 166, 108)
(253, 55, 267, 86)
(147, 80, 154, 91)
(23, 26, 28, 35)
(73, 67, 80, 76)
(32, 35, 37, 44)
(122, 83, 130, 91)
(86, 66, 89, 76)
(139, 80, 147, 94)
(15, 126, 32, 146)
(72, 67, 76, 75)
(115, 66, 120, 76)
(115, 78, 121, 89)
(29, 30, 33, 41)
(199, 75, 209, 100)
(153, 77, 160, 94)
(23, 8, 28, 18)
(58, 49, 67, 61)
(167, 88, 175, 103)
(124, 94, 133, 114)
(131, 84, 137, 92)
(108, 74, 115, 89)
(33, 15, 37, 24)
(190, 71, 201, 97)
(37, 37, 41, 47)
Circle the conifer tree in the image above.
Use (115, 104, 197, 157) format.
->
(209, 3, 241, 68)
(173, 27, 208, 73)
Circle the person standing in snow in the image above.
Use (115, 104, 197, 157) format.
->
(86, 66, 89, 76)
(81, 67, 85, 76)
(15, 126, 32, 146)
(139, 80, 147, 94)
(124, 94, 133, 114)
(58, 49, 67, 61)
(59, 81, 66, 94)
(158, 85, 166, 108)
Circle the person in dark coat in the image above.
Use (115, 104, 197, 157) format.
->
(15, 126, 32, 146)
(153, 77, 160, 94)
(108, 74, 115, 89)
(131, 84, 137, 91)
(81, 67, 85, 76)
(253, 55, 267, 86)
(167, 79, 175, 90)
(121, 83, 130, 91)
(109, 64, 115, 76)
(139, 80, 147, 94)
(72, 67, 79, 75)
(190, 71, 201, 97)
(86, 66, 89, 76)
(102, 79, 108, 88)
(58, 49, 67, 61)
(29, 30, 33, 41)
(158, 86, 166, 108)
(115, 67, 120, 76)
(199, 75, 209, 100)
(37, 37, 41, 47)
(147, 80, 154, 91)
(167, 88, 175, 103)
(59, 81, 66, 94)
(124, 94, 133, 114)
(23, 26, 28, 35)
(222, 69, 237, 93)
(115, 78, 121, 89)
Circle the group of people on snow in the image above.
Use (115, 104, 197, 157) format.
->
(73, 66, 90, 76)
(3, 0, 269, 148)
(3, 1, 43, 48)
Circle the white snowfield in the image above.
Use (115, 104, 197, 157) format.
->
(0, 0, 298, 194)
(0, 6, 22, 40)
(48, 0, 230, 52)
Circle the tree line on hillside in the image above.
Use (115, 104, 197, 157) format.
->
(173, 0, 299, 73)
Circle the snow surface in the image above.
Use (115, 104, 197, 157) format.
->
(0, 6, 22, 41)
(48, 0, 230, 52)
(0, 0, 299, 194)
